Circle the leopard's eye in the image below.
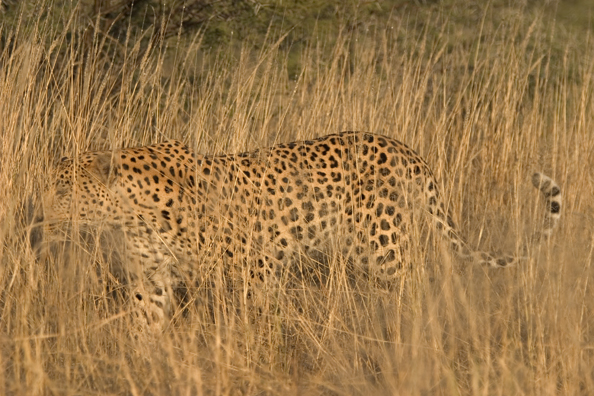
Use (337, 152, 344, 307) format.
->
(54, 178, 71, 195)
(55, 187, 69, 198)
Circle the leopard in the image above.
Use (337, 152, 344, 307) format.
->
(41, 131, 562, 330)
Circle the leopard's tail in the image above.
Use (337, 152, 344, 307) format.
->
(446, 173, 561, 268)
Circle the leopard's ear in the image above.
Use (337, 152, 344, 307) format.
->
(87, 152, 121, 186)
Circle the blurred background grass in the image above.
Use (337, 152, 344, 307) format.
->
(0, 0, 593, 395)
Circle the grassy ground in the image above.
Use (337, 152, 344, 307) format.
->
(1, 2, 593, 395)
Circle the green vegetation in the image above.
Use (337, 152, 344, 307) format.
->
(0, 1, 593, 394)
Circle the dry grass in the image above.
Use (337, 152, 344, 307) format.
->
(1, 6, 593, 396)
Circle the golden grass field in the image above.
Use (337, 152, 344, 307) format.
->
(0, 4, 593, 395)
